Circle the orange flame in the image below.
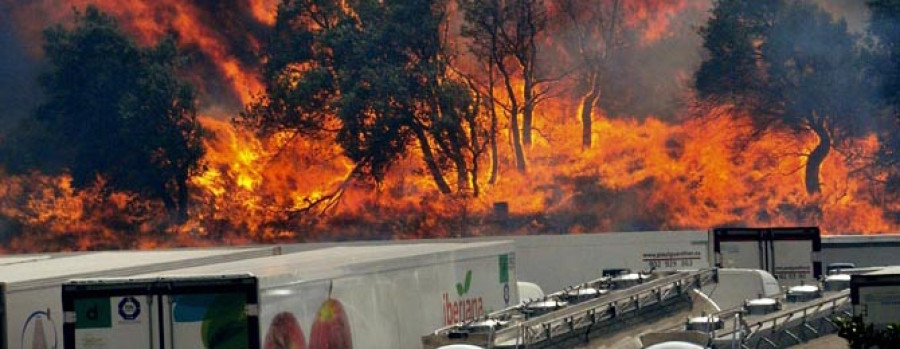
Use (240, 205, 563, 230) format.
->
(623, 0, 706, 45)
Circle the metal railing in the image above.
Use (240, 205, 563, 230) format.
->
(491, 269, 719, 347)
(712, 290, 851, 349)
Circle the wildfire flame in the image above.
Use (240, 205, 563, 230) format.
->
(624, 0, 704, 45)
(1, 0, 897, 253)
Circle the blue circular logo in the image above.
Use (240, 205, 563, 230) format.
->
(118, 297, 141, 320)
(503, 283, 510, 305)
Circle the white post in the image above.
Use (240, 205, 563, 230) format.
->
(732, 313, 741, 349)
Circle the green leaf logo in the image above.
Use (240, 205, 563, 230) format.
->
(456, 270, 473, 296)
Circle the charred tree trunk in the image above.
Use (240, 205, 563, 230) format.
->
(488, 74, 500, 184)
(161, 178, 188, 225)
(580, 72, 601, 148)
(561, 0, 619, 149)
(497, 52, 527, 173)
(521, 7, 538, 147)
(176, 175, 189, 224)
(469, 117, 481, 197)
(487, 37, 500, 184)
(522, 74, 535, 146)
(489, 109, 499, 183)
(412, 123, 453, 194)
(162, 191, 177, 223)
(805, 123, 831, 195)
(430, 102, 470, 194)
(509, 109, 527, 173)
(465, 90, 482, 197)
(448, 131, 470, 193)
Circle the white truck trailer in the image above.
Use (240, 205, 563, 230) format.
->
(278, 227, 822, 292)
(711, 227, 822, 286)
(851, 266, 900, 328)
(62, 241, 517, 349)
(1, 247, 279, 349)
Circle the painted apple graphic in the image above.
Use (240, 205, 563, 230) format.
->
(264, 312, 307, 349)
(309, 297, 352, 349)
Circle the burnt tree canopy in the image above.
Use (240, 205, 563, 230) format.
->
(553, 0, 623, 149)
(3, 6, 204, 222)
(241, 0, 480, 194)
(695, 0, 872, 195)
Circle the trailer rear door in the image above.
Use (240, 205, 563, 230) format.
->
(63, 281, 158, 349)
(769, 227, 822, 284)
(712, 227, 822, 286)
(713, 228, 767, 271)
(851, 272, 900, 327)
(161, 277, 259, 349)
(63, 276, 258, 349)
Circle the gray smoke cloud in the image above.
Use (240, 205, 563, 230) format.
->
(0, 8, 41, 132)
(0, 0, 881, 130)
(0, 0, 272, 121)
(818, 0, 870, 33)
(593, 0, 874, 121)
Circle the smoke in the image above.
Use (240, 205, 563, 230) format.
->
(0, 0, 878, 122)
(582, 0, 872, 120)
(0, 5, 41, 132)
(0, 0, 274, 117)
(818, 0, 871, 33)
(599, 0, 711, 119)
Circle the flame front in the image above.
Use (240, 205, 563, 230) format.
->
(179, 107, 896, 242)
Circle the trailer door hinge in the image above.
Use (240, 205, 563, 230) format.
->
(64, 311, 77, 324)
(245, 304, 260, 316)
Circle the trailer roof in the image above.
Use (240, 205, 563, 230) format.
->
(823, 234, 900, 244)
(127, 241, 513, 289)
(865, 265, 900, 275)
(278, 230, 708, 254)
(0, 254, 51, 266)
(0, 247, 276, 292)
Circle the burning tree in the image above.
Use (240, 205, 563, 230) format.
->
(459, 0, 551, 173)
(2, 6, 204, 223)
(239, 0, 483, 195)
(553, 0, 623, 149)
(695, 0, 873, 195)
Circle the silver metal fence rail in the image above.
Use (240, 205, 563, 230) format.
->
(491, 269, 719, 347)
(713, 290, 851, 349)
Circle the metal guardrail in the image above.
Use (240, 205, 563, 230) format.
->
(709, 290, 851, 349)
(427, 268, 849, 349)
(489, 269, 719, 347)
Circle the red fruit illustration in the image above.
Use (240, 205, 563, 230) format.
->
(308, 297, 352, 349)
(264, 312, 307, 349)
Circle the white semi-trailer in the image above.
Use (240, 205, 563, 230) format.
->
(0, 247, 279, 349)
(62, 241, 517, 349)
(851, 266, 900, 328)
(711, 227, 822, 286)
(279, 228, 822, 292)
